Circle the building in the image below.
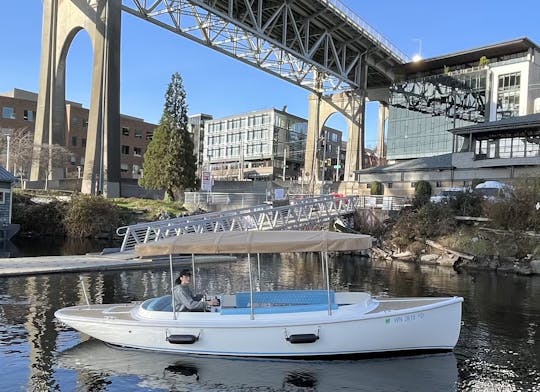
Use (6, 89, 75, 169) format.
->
(386, 38, 540, 161)
(203, 108, 343, 181)
(0, 88, 156, 180)
(355, 114, 540, 197)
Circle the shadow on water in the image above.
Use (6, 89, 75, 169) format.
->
(57, 339, 459, 392)
(7, 236, 120, 257)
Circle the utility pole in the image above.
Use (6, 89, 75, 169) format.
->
(282, 147, 287, 180)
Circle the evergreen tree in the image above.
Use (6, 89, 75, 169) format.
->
(140, 72, 197, 201)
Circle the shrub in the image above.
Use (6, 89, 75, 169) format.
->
(448, 192, 483, 217)
(370, 181, 383, 196)
(64, 194, 123, 238)
(413, 180, 432, 208)
(483, 183, 540, 232)
(12, 196, 67, 236)
(390, 203, 456, 251)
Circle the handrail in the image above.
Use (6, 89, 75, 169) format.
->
(116, 195, 410, 252)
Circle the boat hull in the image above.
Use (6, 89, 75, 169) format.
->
(55, 296, 463, 357)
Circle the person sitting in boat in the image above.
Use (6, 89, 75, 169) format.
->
(173, 269, 219, 312)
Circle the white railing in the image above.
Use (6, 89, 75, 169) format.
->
(116, 195, 410, 252)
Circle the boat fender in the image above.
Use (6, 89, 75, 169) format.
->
(286, 334, 319, 344)
(167, 334, 199, 344)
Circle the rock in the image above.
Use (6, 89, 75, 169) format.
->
(438, 254, 459, 267)
(420, 254, 439, 264)
(531, 260, 540, 275)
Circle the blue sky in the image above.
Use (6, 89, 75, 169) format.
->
(1, 1, 539, 148)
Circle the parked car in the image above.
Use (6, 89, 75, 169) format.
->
(430, 187, 469, 204)
(473, 181, 513, 200)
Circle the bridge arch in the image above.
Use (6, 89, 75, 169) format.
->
(32, 0, 121, 196)
(305, 91, 365, 191)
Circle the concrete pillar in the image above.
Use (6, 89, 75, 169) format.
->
(376, 102, 388, 162)
(305, 91, 365, 190)
(32, 0, 121, 197)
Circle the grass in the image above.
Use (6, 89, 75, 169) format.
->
(111, 197, 188, 222)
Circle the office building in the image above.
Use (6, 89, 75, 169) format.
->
(188, 113, 213, 179)
(0, 88, 156, 180)
(386, 38, 540, 161)
(203, 108, 343, 181)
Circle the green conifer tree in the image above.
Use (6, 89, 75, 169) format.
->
(139, 72, 197, 201)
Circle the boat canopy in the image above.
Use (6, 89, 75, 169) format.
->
(135, 230, 372, 257)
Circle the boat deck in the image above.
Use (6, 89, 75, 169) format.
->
(368, 297, 451, 313)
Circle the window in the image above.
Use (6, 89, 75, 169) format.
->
(145, 131, 153, 141)
(410, 182, 416, 188)
(70, 155, 76, 165)
(82, 119, 88, 128)
(366, 183, 371, 189)
(120, 163, 129, 173)
(133, 147, 142, 157)
(0, 192, 4, 204)
(436, 181, 443, 187)
(122, 127, 130, 136)
(121, 145, 130, 155)
(71, 136, 77, 146)
(82, 138, 86, 148)
(132, 164, 141, 175)
(2, 107, 15, 119)
(23, 110, 35, 121)
(134, 129, 142, 139)
(71, 116, 79, 126)
(387, 183, 393, 189)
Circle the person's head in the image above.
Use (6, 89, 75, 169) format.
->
(175, 269, 192, 285)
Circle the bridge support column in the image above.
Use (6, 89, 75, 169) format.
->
(376, 102, 388, 164)
(32, 0, 121, 197)
(305, 91, 366, 193)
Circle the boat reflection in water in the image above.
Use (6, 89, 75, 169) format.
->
(59, 339, 458, 391)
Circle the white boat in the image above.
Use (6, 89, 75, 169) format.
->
(55, 230, 463, 357)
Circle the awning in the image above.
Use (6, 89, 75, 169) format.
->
(135, 230, 372, 257)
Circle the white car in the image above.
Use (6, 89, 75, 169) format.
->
(430, 187, 469, 203)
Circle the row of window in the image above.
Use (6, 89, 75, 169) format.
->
(70, 137, 143, 157)
(2, 107, 35, 121)
(207, 114, 272, 133)
(475, 136, 540, 159)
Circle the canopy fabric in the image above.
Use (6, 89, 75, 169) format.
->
(135, 230, 372, 257)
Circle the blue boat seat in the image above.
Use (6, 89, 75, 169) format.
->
(143, 295, 173, 312)
(220, 302, 337, 315)
(234, 290, 334, 308)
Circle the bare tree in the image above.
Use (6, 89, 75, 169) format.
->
(8, 127, 34, 180)
(37, 143, 71, 190)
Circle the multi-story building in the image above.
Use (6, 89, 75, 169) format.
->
(386, 38, 540, 161)
(203, 108, 342, 181)
(0, 88, 156, 180)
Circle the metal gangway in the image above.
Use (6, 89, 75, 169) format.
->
(116, 195, 360, 252)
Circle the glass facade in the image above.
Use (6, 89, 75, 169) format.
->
(496, 72, 521, 120)
(387, 71, 485, 160)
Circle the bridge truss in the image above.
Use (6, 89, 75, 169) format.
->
(121, 0, 407, 95)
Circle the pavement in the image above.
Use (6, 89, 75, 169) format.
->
(0, 251, 236, 277)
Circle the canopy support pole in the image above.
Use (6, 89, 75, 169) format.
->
(324, 251, 332, 316)
(257, 253, 261, 290)
(191, 253, 196, 290)
(248, 253, 254, 320)
(170, 254, 176, 320)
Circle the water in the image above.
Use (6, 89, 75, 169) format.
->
(0, 255, 539, 391)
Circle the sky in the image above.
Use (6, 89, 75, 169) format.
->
(1, 1, 539, 148)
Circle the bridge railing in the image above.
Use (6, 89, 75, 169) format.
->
(116, 195, 410, 252)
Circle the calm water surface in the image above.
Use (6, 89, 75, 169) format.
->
(0, 255, 539, 391)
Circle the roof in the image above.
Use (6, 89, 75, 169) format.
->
(395, 37, 539, 76)
(450, 113, 540, 135)
(135, 231, 372, 256)
(0, 167, 16, 183)
(357, 153, 453, 174)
